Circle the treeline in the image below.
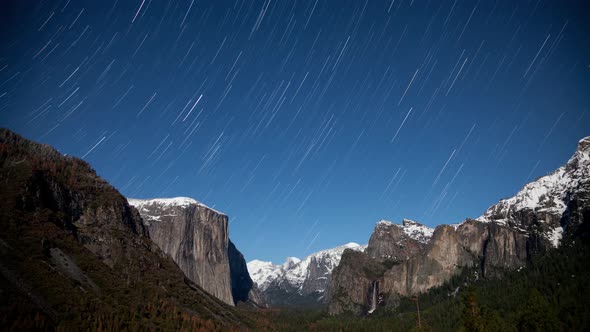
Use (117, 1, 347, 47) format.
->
(265, 238, 589, 331)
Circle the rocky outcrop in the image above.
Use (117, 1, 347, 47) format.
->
(228, 240, 266, 307)
(129, 197, 262, 307)
(329, 136, 590, 315)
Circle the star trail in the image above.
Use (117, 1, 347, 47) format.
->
(1, 0, 589, 263)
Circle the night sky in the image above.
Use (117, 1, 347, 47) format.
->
(1, 0, 589, 264)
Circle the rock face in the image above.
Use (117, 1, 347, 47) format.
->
(128, 198, 233, 305)
(366, 219, 433, 261)
(329, 136, 590, 315)
(380, 224, 475, 297)
(248, 243, 365, 307)
(0, 128, 242, 328)
(329, 249, 390, 314)
(228, 240, 266, 307)
(128, 197, 263, 307)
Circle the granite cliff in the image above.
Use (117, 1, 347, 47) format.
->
(329, 136, 590, 315)
(129, 197, 264, 306)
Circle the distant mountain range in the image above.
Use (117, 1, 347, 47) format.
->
(247, 136, 590, 313)
(246, 219, 435, 307)
(247, 242, 365, 307)
(1, 127, 588, 329)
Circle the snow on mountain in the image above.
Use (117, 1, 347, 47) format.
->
(282, 257, 301, 270)
(247, 242, 366, 293)
(128, 197, 225, 216)
(475, 136, 590, 246)
(247, 260, 284, 291)
(368, 137, 590, 253)
(401, 219, 435, 243)
(376, 219, 434, 244)
(476, 167, 571, 223)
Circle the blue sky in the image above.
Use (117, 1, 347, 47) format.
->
(1, 0, 589, 264)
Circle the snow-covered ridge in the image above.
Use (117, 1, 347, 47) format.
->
(474, 136, 589, 247)
(376, 135, 589, 249)
(247, 242, 366, 292)
(376, 219, 434, 244)
(128, 196, 225, 215)
(476, 136, 589, 223)
(476, 167, 571, 222)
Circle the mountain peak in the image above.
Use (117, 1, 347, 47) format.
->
(376, 219, 394, 227)
(578, 136, 590, 150)
(340, 242, 362, 248)
(568, 136, 590, 166)
(282, 257, 301, 269)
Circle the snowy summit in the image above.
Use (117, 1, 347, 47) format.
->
(247, 242, 366, 293)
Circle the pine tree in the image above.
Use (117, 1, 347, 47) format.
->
(515, 288, 560, 332)
(461, 290, 485, 332)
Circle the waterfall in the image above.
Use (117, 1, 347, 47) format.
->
(368, 280, 378, 314)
